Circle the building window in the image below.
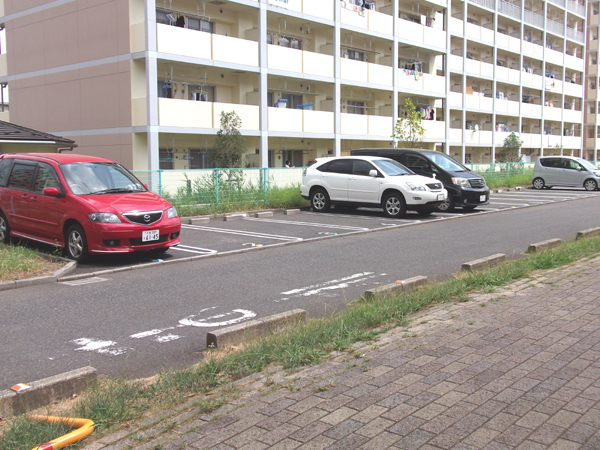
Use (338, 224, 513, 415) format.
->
(158, 81, 172, 99)
(159, 149, 174, 170)
(188, 18, 213, 33)
(347, 100, 365, 115)
(281, 94, 303, 109)
(591, 105, 596, 115)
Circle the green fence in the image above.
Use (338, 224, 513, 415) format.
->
(132, 167, 304, 207)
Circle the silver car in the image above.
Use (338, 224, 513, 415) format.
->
(532, 156, 600, 191)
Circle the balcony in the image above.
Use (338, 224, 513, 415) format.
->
(340, 6, 393, 36)
(158, 99, 260, 130)
(523, 133, 542, 148)
(423, 121, 445, 140)
(449, 128, 462, 143)
(562, 136, 582, 149)
(156, 24, 258, 67)
(448, 92, 462, 108)
(268, 0, 334, 21)
(564, 82, 583, 98)
(368, 116, 394, 138)
(341, 113, 368, 135)
(564, 54, 584, 72)
(398, 18, 445, 47)
(422, 74, 445, 95)
(268, 107, 336, 134)
(0, 54, 6, 78)
(544, 106, 562, 121)
(545, 48, 564, 66)
(563, 109, 583, 123)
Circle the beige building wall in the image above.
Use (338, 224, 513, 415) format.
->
(4, 0, 135, 166)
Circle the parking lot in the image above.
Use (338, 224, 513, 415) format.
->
(69, 187, 600, 275)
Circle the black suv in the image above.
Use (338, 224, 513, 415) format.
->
(351, 149, 490, 211)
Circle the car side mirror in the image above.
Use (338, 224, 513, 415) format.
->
(369, 170, 378, 177)
(143, 183, 148, 189)
(43, 187, 60, 197)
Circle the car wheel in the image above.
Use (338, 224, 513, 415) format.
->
(0, 212, 10, 244)
(532, 177, 545, 190)
(436, 195, 454, 212)
(584, 179, 597, 191)
(65, 224, 89, 262)
(311, 188, 331, 212)
(382, 192, 406, 218)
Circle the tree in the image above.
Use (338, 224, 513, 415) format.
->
(392, 98, 425, 148)
(208, 111, 247, 168)
(497, 132, 523, 162)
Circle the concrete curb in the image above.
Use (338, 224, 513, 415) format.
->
(206, 309, 306, 349)
(0, 260, 76, 292)
(527, 238, 563, 253)
(363, 276, 428, 299)
(461, 253, 507, 272)
(576, 226, 600, 240)
(0, 367, 97, 418)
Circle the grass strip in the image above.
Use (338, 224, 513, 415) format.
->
(0, 244, 61, 283)
(3, 232, 599, 449)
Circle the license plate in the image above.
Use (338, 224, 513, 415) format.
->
(142, 230, 160, 242)
(480, 195, 486, 202)
(437, 194, 445, 201)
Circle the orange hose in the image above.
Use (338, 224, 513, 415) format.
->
(29, 415, 94, 450)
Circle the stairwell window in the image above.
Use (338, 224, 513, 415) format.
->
(347, 101, 365, 115)
(188, 18, 214, 33)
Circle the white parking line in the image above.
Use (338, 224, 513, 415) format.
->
(182, 224, 302, 242)
(171, 245, 218, 255)
(244, 217, 369, 231)
(487, 201, 530, 206)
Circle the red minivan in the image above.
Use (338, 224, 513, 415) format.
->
(0, 153, 181, 262)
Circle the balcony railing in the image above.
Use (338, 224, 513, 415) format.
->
(567, 0, 586, 17)
(547, 0, 566, 7)
(498, 0, 521, 20)
(468, 0, 494, 10)
(547, 19, 564, 36)
(524, 10, 544, 28)
(567, 26, 585, 43)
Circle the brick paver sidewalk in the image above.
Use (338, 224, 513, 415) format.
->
(86, 256, 600, 450)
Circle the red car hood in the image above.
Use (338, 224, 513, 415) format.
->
(78, 191, 172, 214)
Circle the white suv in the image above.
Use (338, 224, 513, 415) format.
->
(300, 156, 447, 218)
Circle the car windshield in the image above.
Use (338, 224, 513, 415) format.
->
(426, 152, 467, 172)
(372, 159, 414, 176)
(61, 162, 146, 195)
(576, 158, 599, 171)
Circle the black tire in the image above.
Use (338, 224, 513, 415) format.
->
(436, 194, 454, 212)
(584, 179, 597, 191)
(0, 211, 10, 244)
(416, 208, 435, 217)
(382, 192, 406, 218)
(311, 188, 331, 212)
(532, 177, 545, 190)
(65, 224, 89, 262)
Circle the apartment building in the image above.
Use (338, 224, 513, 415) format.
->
(0, 0, 587, 170)
(585, 0, 600, 159)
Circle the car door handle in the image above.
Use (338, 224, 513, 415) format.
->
(30, 195, 38, 202)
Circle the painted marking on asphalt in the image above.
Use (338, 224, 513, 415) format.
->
(182, 224, 302, 242)
(244, 217, 369, 231)
(71, 338, 128, 356)
(61, 277, 109, 286)
(276, 272, 385, 301)
(179, 309, 257, 327)
(170, 245, 218, 254)
(130, 328, 175, 339)
(488, 201, 530, 206)
(155, 334, 182, 343)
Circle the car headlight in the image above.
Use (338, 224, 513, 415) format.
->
(451, 177, 471, 188)
(167, 206, 178, 219)
(89, 212, 121, 223)
(406, 182, 426, 191)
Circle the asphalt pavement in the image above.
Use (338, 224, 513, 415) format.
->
(83, 247, 600, 449)
(2, 189, 600, 390)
